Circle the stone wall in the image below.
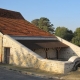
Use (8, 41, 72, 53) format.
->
(47, 49, 56, 58)
(35, 49, 46, 58)
(35, 49, 56, 59)
(2, 35, 72, 74)
(57, 36, 80, 60)
(3, 35, 42, 67)
(2, 35, 79, 74)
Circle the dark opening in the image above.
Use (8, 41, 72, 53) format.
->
(4, 47, 10, 64)
(73, 61, 80, 71)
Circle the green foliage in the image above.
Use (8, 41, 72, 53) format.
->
(72, 27, 80, 46)
(55, 27, 73, 41)
(31, 19, 39, 27)
(72, 36, 80, 46)
(31, 18, 80, 46)
(31, 17, 54, 33)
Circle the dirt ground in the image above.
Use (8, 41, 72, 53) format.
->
(0, 67, 54, 80)
(60, 68, 80, 80)
(1, 64, 80, 80)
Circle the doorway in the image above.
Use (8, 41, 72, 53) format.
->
(4, 47, 10, 64)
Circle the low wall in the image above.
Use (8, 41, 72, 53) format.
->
(39, 59, 65, 73)
(3, 35, 42, 67)
(2, 35, 75, 74)
(57, 36, 80, 60)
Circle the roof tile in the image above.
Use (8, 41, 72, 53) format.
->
(0, 8, 55, 37)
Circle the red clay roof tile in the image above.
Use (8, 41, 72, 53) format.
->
(0, 8, 24, 19)
(0, 8, 55, 37)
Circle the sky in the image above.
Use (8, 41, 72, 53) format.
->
(0, 0, 80, 31)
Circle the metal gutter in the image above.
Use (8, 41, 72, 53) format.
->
(10, 36, 58, 40)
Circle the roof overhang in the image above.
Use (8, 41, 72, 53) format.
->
(11, 36, 58, 40)
(16, 40, 69, 49)
(36, 42, 69, 49)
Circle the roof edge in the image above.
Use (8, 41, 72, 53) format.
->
(10, 36, 58, 40)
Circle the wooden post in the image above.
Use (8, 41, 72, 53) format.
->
(45, 48, 49, 59)
(45, 48, 47, 59)
(56, 47, 61, 59)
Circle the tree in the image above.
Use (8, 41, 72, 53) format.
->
(55, 27, 73, 41)
(31, 19, 39, 27)
(72, 27, 80, 46)
(31, 17, 54, 33)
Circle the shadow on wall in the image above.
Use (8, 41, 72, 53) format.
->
(57, 36, 80, 61)
(58, 47, 78, 61)
(10, 46, 78, 63)
(10, 47, 40, 68)
(10, 55, 14, 64)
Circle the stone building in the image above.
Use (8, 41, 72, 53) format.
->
(0, 8, 80, 74)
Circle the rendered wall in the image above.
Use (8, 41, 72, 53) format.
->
(47, 49, 56, 58)
(35, 49, 56, 59)
(57, 36, 80, 60)
(3, 35, 42, 67)
(35, 49, 46, 58)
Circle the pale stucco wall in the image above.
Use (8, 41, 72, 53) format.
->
(35, 49, 56, 59)
(3, 35, 42, 67)
(57, 36, 80, 60)
(47, 49, 56, 58)
(35, 49, 46, 58)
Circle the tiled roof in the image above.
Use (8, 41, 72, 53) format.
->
(0, 8, 55, 37)
(0, 8, 24, 19)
